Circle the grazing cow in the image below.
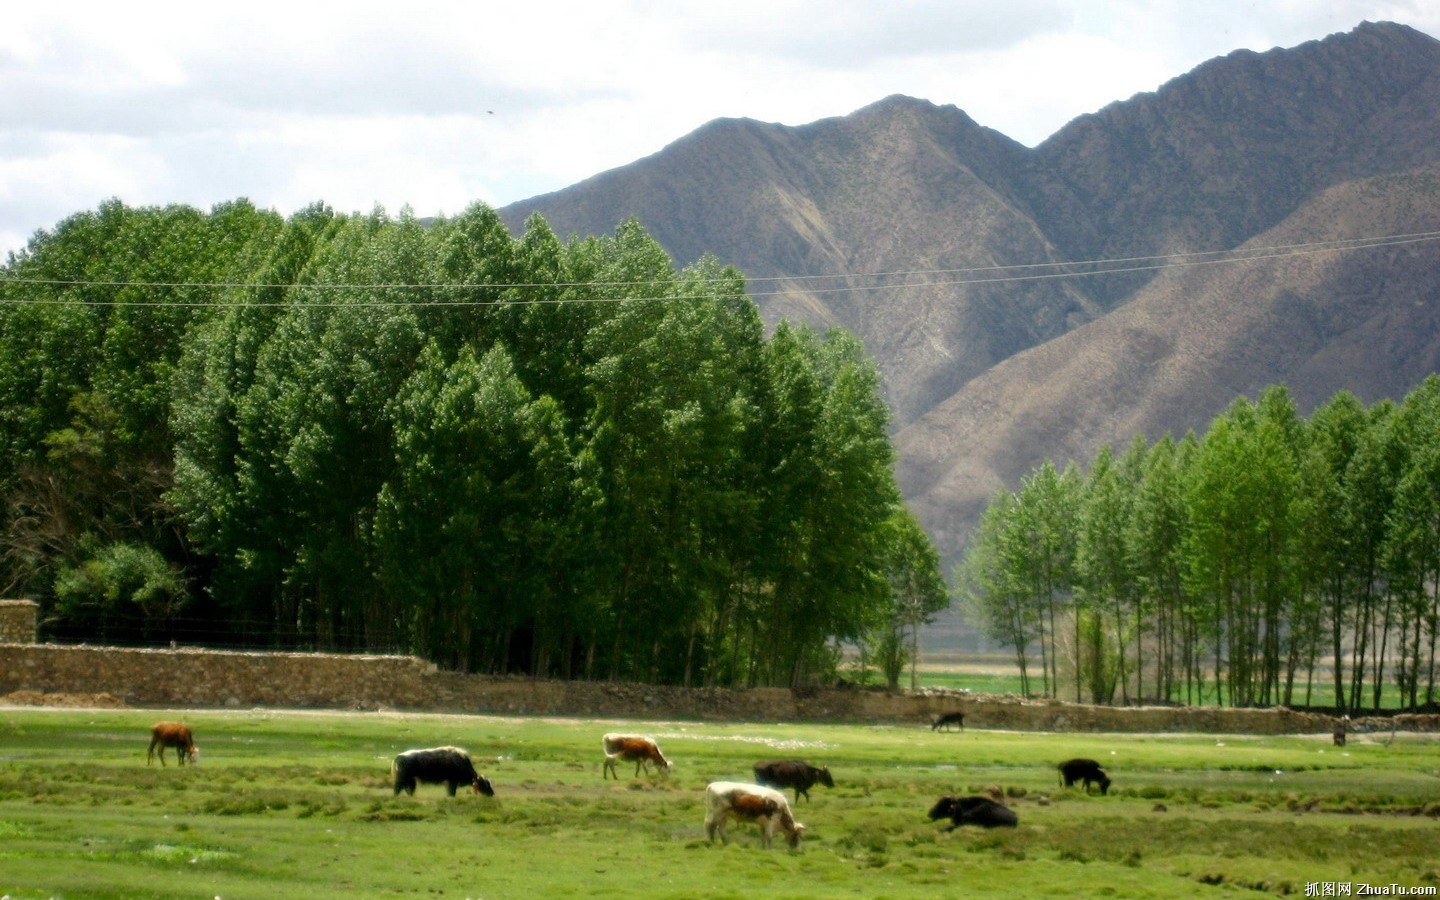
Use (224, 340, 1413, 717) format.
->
(928, 795, 1018, 829)
(704, 782, 806, 849)
(753, 760, 834, 803)
(931, 711, 966, 732)
(1333, 716, 1348, 747)
(1058, 758, 1111, 795)
(602, 733, 670, 779)
(147, 721, 198, 767)
(391, 746, 495, 797)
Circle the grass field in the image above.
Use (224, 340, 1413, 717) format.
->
(2, 707, 1438, 898)
(911, 654, 1413, 710)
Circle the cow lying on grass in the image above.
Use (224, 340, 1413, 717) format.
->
(1058, 758, 1112, 795)
(752, 760, 834, 803)
(602, 733, 670, 779)
(392, 746, 495, 796)
(928, 795, 1018, 829)
(705, 782, 805, 849)
(147, 721, 198, 767)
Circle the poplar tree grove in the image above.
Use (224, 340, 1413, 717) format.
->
(959, 383, 1440, 711)
(0, 199, 946, 687)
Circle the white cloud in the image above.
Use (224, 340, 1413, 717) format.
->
(1, 1, 1437, 258)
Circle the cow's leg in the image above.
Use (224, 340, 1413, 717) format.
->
(447, 781, 458, 796)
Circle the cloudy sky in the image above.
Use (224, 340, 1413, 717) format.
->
(2, 1, 1437, 258)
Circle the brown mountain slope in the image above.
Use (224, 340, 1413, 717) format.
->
(503, 96, 1097, 425)
(498, 21, 1440, 565)
(1023, 21, 1440, 306)
(897, 164, 1440, 558)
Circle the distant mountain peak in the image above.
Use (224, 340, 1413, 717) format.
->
(499, 21, 1440, 564)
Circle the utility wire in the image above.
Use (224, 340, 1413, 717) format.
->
(1, 230, 1437, 308)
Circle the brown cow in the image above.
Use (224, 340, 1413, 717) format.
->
(147, 721, 198, 766)
(602, 733, 670, 779)
(704, 782, 805, 849)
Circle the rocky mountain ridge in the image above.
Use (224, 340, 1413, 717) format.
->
(499, 21, 1440, 565)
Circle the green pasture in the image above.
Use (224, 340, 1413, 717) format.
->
(912, 666, 1409, 711)
(1, 708, 1438, 898)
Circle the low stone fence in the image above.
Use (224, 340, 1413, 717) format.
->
(2, 642, 1435, 734)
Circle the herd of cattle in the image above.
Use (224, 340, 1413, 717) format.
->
(144, 716, 1117, 850)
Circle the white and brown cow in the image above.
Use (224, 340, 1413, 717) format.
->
(704, 782, 805, 849)
(391, 746, 495, 796)
(601, 733, 670, 779)
(147, 721, 199, 767)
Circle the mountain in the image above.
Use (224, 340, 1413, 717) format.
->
(499, 21, 1440, 567)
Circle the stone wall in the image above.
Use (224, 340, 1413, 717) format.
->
(0, 600, 38, 643)
(2, 642, 1434, 734)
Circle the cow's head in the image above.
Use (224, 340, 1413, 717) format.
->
(927, 796, 958, 821)
(817, 767, 834, 788)
(472, 775, 495, 797)
(785, 822, 806, 848)
(187, 746, 200, 764)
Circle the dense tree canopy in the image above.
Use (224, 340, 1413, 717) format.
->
(959, 383, 1440, 711)
(0, 200, 942, 686)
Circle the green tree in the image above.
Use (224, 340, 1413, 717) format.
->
(1384, 376, 1440, 706)
(1127, 433, 1194, 703)
(758, 327, 900, 687)
(876, 507, 950, 689)
(376, 343, 567, 671)
(957, 490, 1039, 695)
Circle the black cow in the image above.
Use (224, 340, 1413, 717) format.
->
(391, 746, 495, 796)
(752, 760, 834, 802)
(1058, 758, 1111, 795)
(931, 711, 965, 732)
(928, 795, 1018, 829)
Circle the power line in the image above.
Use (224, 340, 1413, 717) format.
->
(1, 230, 1437, 308)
